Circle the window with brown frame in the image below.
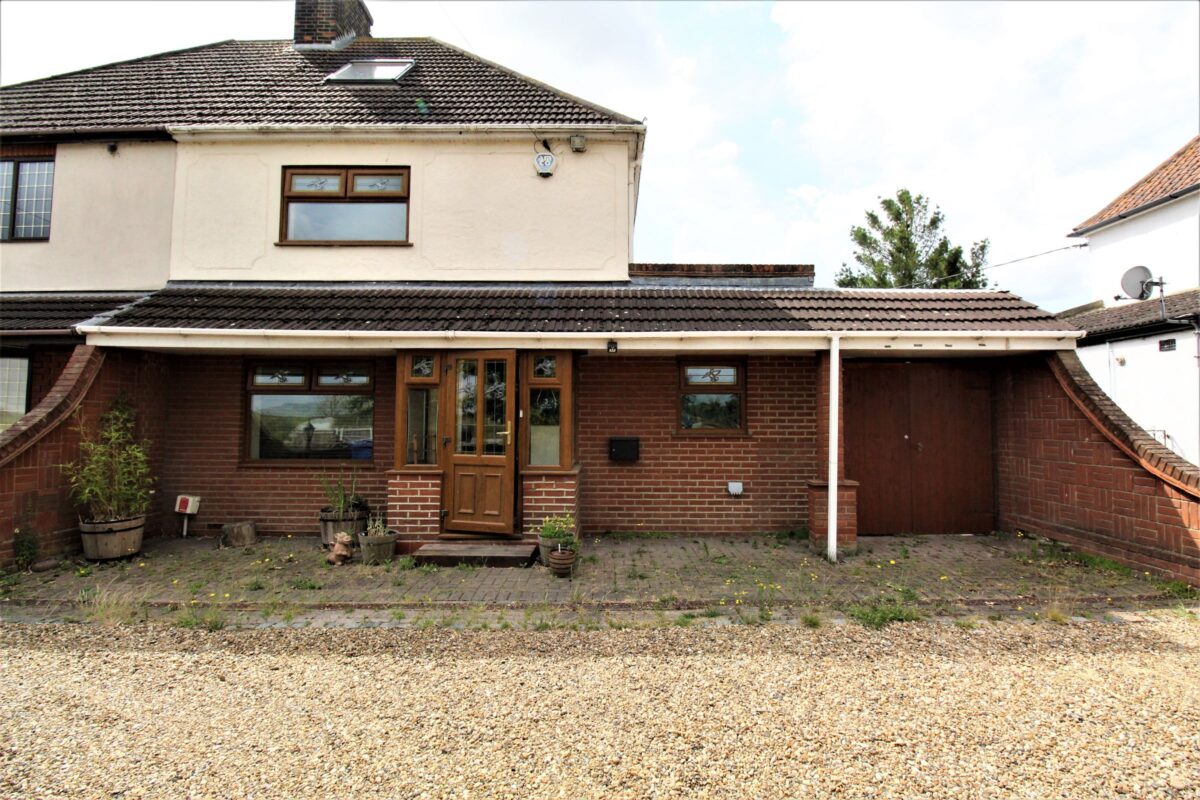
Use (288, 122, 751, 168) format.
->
(280, 166, 410, 245)
(399, 353, 440, 466)
(522, 352, 574, 469)
(678, 361, 746, 433)
(246, 363, 375, 461)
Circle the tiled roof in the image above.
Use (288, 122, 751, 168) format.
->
(0, 293, 147, 332)
(0, 38, 638, 135)
(1062, 288, 1200, 339)
(1072, 134, 1200, 235)
(94, 284, 1069, 333)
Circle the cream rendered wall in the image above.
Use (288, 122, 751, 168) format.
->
(0, 141, 175, 291)
(169, 138, 631, 282)
(1088, 194, 1200, 304)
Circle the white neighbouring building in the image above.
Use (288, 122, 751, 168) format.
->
(1062, 134, 1200, 465)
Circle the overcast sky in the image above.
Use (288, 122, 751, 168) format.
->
(2, 1, 1197, 310)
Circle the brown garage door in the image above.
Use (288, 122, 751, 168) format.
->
(844, 362, 994, 535)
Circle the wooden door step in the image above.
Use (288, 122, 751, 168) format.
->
(414, 542, 536, 568)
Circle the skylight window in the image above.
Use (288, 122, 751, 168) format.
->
(325, 59, 415, 83)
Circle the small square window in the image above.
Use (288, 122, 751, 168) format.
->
(252, 366, 306, 386)
(325, 59, 415, 83)
(678, 362, 746, 433)
(316, 366, 371, 387)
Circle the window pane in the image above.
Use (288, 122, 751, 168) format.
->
(352, 174, 406, 194)
(0, 357, 30, 432)
(316, 366, 370, 387)
(410, 355, 434, 379)
(0, 162, 13, 241)
(456, 360, 477, 454)
(252, 366, 306, 386)
(286, 201, 407, 241)
(533, 356, 557, 379)
(290, 174, 342, 193)
(681, 393, 741, 430)
(405, 387, 438, 465)
(529, 388, 561, 466)
(685, 366, 737, 385)
(14, 161, 54, 239)
(483, 359, 507, 456)
(249, 394, 373, 459)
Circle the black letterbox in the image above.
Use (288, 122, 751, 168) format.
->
(608, 436, 640, 462)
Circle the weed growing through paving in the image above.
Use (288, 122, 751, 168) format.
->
(673, 613, 696, 627)
(954, 618, 979, 630)
(800, 613, 822, 629)
(848, 599, 922, 629)
(395, 556, 416, 570)
(773, 527, 810, 545)
(755, 580, 782, 622)
(289, 578, 322, 591)
(79, 584, 145, 626)
(455, 563, 478, 574)
(245, 578, 266, 592)
(174, 607, 228, 631)
(1158, 580, 1198, 600)
(698, 608, 722, 618)
(416, 564, 440, 575)
(626, 567, 648, 580)
(608, 531, 673, 540)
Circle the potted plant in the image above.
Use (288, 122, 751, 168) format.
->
(547, 535, 578, 578)
(538, 512, 576, 565)
(358, 514, 397, 565)
(61, 400, 154, 561)
(318, 469, 369, 547)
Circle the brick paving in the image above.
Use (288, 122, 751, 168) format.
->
(0, 532, 1180, 620)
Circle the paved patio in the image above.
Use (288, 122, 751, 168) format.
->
(2, 532, 1188, 625)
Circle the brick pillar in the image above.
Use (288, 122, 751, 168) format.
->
(522, 469, 581, 540)
(807, 480, 859, 554)
(386, 470, 442, 538)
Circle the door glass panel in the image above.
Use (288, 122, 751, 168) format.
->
(405, 387, 438, 464)
(483, 359, 507, 456)
(529, 388, 561, 466)
(456, 360, 477, 454)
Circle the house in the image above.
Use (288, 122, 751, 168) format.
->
(1, 0, 1198, 584)
(1061, 135, 1200, 465)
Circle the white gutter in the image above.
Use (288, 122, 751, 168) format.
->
(75, 325, 1082, 352)
(827, 335, 841, 563)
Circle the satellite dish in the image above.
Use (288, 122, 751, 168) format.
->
(1120, 265, 1154, 300)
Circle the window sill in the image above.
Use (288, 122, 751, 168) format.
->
(239, 459, 376, 469)
(0, 238, 50, 243)
(673, 429, 752, 438)
(275, 241, 414, 247)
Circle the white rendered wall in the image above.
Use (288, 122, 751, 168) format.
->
(0, 141, 176, 291)
(1077, 331, 1200, 465)
(1088, 194, 1200, 304)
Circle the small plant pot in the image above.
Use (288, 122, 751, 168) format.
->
(548, 549, 577, 578)
(79, 516, 145, 561)
(358, 531, 399, 565)
(537, 535, 561, 566)
(318, 508, 369, 548)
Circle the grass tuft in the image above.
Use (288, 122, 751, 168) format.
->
(174, 607, 228, 631)
(848, 601, 922, 630)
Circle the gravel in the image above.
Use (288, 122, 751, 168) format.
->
(1, 618, 1198, 799)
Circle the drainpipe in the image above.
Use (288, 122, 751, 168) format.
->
(827, 335, 841, 563)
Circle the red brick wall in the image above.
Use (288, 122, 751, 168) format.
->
(28, 345, 76, 407)
(807, 480, 859, 553)
(522, 470, 580, 539)
(575, 355, 817, 535)
(0, 346, 169, 566)
(387, 470, 442, 540)
(160, 355, 394, 538)
(995, 355, 1200, 584)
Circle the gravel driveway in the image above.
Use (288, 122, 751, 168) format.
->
(2, 618, 1198, 799)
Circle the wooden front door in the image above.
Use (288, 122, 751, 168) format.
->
(443, 351, 518, 535)
(844, 362, 994, 535)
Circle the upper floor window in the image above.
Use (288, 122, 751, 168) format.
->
(280, 166, 410, 245)
(1, 153, 55, 241)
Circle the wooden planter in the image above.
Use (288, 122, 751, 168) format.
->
(537, 535, 562, 566)
(358, 531, 398, 565)
(318, 509, 369, 547)
(79, 516, 145, 561)
(548, 548, 577, 578)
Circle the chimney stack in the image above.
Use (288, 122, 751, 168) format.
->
(294, 0, 373, 49)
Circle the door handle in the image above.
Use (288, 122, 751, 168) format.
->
(499, 424, 512, 446)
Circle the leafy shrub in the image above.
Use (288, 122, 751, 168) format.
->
(61, 400, 153, 523)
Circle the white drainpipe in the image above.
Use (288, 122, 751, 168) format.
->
(827, 335, 841, 563)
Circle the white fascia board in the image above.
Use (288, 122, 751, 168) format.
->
(77, 326, 1081, 352)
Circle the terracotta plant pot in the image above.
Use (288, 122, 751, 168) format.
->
(548, 548, 577, 578)
(358, 531, 398, 565)
(318, 508, 369, 547)
(79, 516, 145, 561)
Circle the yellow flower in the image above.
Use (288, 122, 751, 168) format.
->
(939, 576, 948, 581)
(888, 560, 896, 565)
(1017, 605, 1023, 611)
(208, 593, 215, 597)
(172, 579, 178, 585)
(223, 593, 230, 598)
(287, 534, 293, 539)
(138, 562, 146, 568)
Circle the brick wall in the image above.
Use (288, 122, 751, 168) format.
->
(807, 480, 859, 554)
(996, 353, 1200, 584)
(522, 470, 580, 539)
(387, 470, 442, 542)
(575, 355, 817, 536)
(160, 355, 394, 538)
(0, 346, 169, 566)
(28, 345, 76, 406)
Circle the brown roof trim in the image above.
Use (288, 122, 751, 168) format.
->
(1047, 350, 1200, 499)
(629, 263, 815, 278)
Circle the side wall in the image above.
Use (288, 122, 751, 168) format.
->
(996, 353, 1200, 584)
(1086, 194, 1200, 309)
(0, 346, 169, 566)
(575, 354, 817, 535)
(160, 354, 395, 537)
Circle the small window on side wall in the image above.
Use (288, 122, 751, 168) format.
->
(678, 361, 746, 433)
(281, 166, 410, 245)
